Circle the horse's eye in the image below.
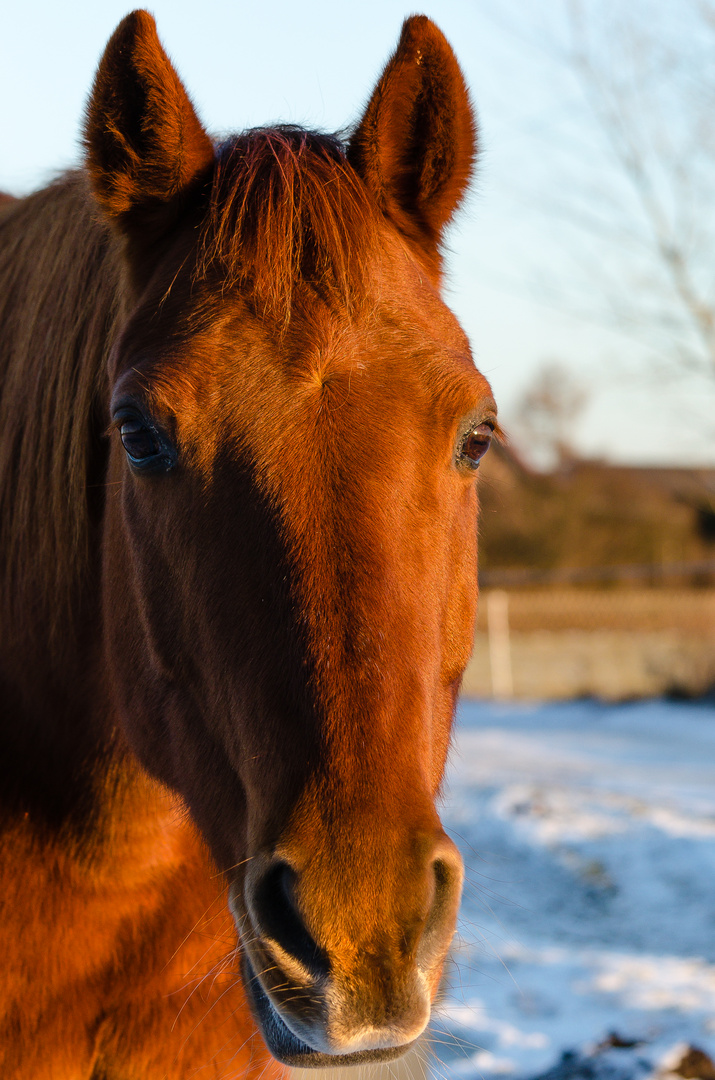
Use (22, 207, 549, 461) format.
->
(120, 418, 160, 462)
(112, 401, 176, 473)
(458, 422, 493, 470)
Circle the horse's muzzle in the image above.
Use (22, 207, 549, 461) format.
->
(231, 833, 463, 1066)
(239, 950, 418, 1067)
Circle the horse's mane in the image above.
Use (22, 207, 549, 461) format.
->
(0, 128, 377, 664)
(0, 173, 120, 664)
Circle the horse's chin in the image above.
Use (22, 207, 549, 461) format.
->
(240, 953, 414, 1068)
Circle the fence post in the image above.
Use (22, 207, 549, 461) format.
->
(487, 589, 514, 699)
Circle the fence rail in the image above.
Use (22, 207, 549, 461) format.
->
(479, 559, 715, 588)
(474, 587, 715, 633)
(463, 585, 715, 700)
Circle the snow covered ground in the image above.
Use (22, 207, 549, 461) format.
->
(434, 697, 715, 1080)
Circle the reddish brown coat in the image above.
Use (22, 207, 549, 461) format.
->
(0, 11, 494, 1077)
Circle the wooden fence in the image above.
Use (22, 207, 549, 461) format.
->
(462, 588, 715, 700)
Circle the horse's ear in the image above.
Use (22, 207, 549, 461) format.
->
(84, 10, 214, 241)
(348, 16, 476, 272)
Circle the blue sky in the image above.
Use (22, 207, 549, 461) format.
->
(2, 0, 712, 466)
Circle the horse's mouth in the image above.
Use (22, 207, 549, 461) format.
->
(240, 953, 414, 1068)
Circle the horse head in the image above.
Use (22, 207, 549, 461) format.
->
(86, 10, 495, 1066)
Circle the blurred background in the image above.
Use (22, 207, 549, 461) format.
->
(3, 1, 715, 1079)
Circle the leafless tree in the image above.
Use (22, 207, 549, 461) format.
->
(510, 359, 589, 470)
(552, 0, 715, 380)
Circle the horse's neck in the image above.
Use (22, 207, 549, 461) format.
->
(0, 626, 116, 827)
(0, 642, 191, 885)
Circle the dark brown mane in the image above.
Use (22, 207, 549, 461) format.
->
(199, 127, 376, 322)
(0, 173, 120, 663)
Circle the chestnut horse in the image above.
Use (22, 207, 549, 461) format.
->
(0, 11, 496, 1079)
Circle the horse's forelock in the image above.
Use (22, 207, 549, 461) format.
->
(197, 128, 377, 324)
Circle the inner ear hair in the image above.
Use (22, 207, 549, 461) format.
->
(84, 9, 215, 237)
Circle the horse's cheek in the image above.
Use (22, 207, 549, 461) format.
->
(445, 484, 480, 645)
(101, 473, 179, 777)
(429, 485, 480, 781)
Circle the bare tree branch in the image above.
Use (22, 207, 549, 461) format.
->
(541, 0, 715, 378)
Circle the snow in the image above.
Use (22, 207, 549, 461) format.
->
(433, 697, 715, 1080)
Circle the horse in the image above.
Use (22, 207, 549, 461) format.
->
(0, 11, 496, 1079)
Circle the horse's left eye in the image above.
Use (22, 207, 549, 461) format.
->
(458, 423, 493, 470)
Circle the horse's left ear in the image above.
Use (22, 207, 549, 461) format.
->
(348, 15, 476, 273)
(84, 10, 214, 245)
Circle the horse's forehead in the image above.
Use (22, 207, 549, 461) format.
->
(127, 248, 482, 433)
(205, 278, 472, 383)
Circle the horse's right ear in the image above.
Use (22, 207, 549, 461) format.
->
(84, 10, 214, 242)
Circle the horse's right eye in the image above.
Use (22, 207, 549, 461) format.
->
(120, 419, 160, 462)
(114, 410, 176, 472)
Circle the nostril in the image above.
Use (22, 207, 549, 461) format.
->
(428, 858, 455, 927)
(418, 851, 463, 971)
(251, 860, 328, 978)
(434, 857, 450, 895)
